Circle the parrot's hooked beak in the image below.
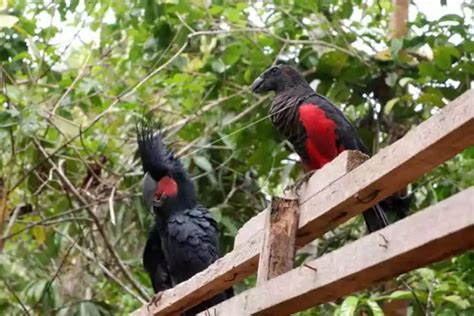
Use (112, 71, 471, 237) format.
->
(152, 193, 167, 208)
(251, 76, 264, 93)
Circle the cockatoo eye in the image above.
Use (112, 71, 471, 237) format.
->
(270, 67, 279, 73)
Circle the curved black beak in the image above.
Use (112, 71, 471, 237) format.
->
(152, 193, 166, 208)
(251, 76, 264, 93)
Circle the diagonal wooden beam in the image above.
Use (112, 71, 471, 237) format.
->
(202, 188, 474, 315)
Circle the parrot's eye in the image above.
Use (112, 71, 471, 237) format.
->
(270, 67, 279, 73)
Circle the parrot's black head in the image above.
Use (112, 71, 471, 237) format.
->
(137, 121, 196, 215)
(251, 65, 309, 94)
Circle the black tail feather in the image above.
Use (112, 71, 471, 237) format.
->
(379, 192, 412, 221)
(362, 203, 389, 233)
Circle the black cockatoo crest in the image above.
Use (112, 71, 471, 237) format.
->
(136, 120, 196, 214)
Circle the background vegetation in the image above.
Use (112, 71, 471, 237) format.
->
(0, 0, 473, 315)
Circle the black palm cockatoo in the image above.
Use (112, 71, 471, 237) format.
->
(252, 65, 409, 233)
(137, 121, 233, 315)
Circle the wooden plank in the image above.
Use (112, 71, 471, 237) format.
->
(201, 188, 474, 315)
(133, 89, 474, 316)
(234, 150, 368, 247)
(257, 196, 299, 286)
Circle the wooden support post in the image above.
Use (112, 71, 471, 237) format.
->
(202, 188, 474, 315)
(257, 196, 299, 286)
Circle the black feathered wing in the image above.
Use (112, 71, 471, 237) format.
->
(143, 223, 172, 293)
(163, 206, 231, 314)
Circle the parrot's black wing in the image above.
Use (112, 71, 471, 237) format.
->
(143, 223, 172, 293)
(164, 205, 232, 314)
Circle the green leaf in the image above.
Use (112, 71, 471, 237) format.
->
(209, 206, 222, 223)
(79, 302, 102, 316)
(385, 72, 398, 87)
(209, 5, 224, 16)
(387, 290, 414, 300)
(384, 97, 400, 114)
(340, 296, 359, 316)
(49, 113, 80, 137)
(433, 47, 452, 70)
(340, 0, 353, 19)
(419, 62, 445, 80)
(366, 300, 383, 316)
(225, 8, 242, 23)
(318, 51, 349, 76)
(211, 59, 226, 73)
(444, 295, 470, 309)
(244, 68, 253, 83)
(0, 108, 20, 128)
(193, 155, 213, 172)
(328, 81, 350, 103)
(399, 77, 414, 87)
(0, 15, 19, 28)
(185, 57, 204, 72)
(418, 90, 444, 107)
(390, 38, 403, 57)
(222, 45, 242, 65)
(32, 226, 46, 245)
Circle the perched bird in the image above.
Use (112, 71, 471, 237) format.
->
(252, 65, 408, 232)
(137, 121, 233, 315)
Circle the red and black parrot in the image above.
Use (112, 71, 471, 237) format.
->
(137, 121, 233, 314)
(252, 65, 408, 232)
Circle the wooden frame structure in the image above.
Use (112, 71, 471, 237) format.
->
(132, 89, 474, 316)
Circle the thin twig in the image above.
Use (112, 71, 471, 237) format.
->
(58, 229, 147, 304)
(32, 139, 150, 301)
(51, 53, 92, 115)
(108, 186, 116, 225)
(2, 205, 22, 240)
(0, 275, 31, 315)
(32, 233, 79, 310)
(1, 198, 127, 242)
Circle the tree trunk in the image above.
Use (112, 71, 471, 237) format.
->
(390, 0, 409, 38)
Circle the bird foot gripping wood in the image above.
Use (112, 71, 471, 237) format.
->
(285, 171, 315, 196)
(147, 292, 163, 312)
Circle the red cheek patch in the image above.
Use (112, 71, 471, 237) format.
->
(155, 176, 178, 198)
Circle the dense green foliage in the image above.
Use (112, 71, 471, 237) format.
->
(1, 0, 473, 315)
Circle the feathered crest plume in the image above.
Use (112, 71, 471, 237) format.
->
(136, 118, 176, 180)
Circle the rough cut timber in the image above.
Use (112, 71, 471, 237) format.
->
(201, 188, 474, 315)
(257, 196, 299, 286)
(132, 89, 474, 316)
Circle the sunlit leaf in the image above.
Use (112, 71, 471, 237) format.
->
(367, 300, 383, 316)
(0, 15, 19, 28)
(384, 97, 400, 114)
(340, 296, 359, 316)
